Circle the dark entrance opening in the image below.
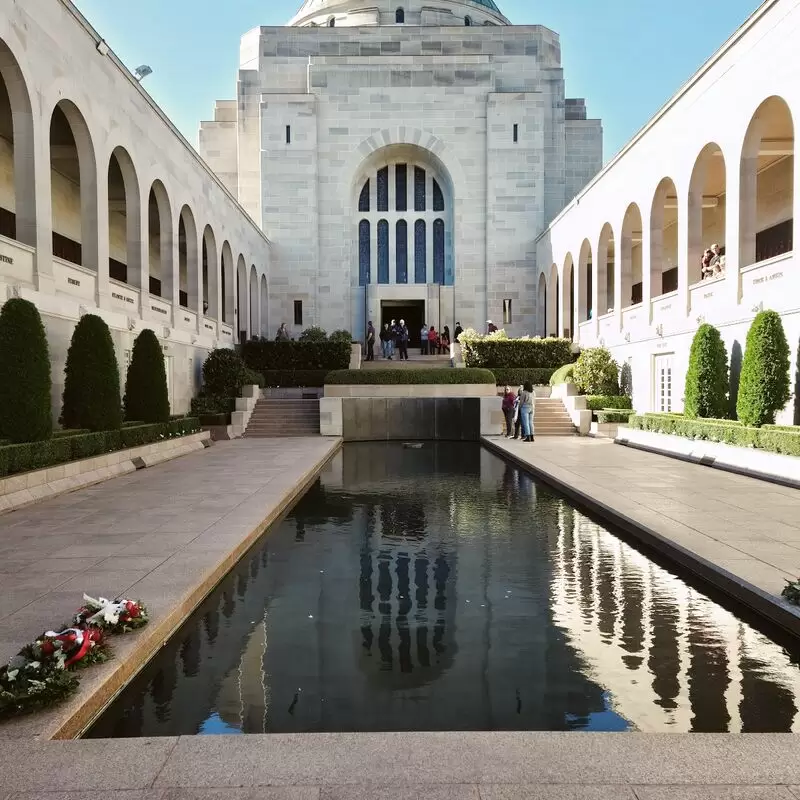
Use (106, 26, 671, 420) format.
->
(381, 300, 425, 347)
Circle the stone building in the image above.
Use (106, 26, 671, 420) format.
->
(200, 0, 602, 342)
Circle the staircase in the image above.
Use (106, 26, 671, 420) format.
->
(243, 399, 320, 438)
(533, 398, 576, 436)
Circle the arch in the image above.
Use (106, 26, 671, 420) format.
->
(236, 254, 248, 344)
(621, 202, 643, 308)
(202, 225, 218, 319)
(49, 100, 98, 271)
(547, 263, 559, 337)
(249, 264, 258, 340)
(688, 143, 726, 283)
(0, 40, 36, 246)
(108, 147, 141, 290)
(147, 179, 172, 300)
(328, 16, 335, 26)
(395, 7, 405, 23)
(220, 240, 235, 324)
(740, 95, 794, 267)
(562, 252, 575, 340)
(578, 238, 593, 322)
(537, 272, 548, 338)
(260, 273, 268, 337)
(178, 205, 198, 312)
(465, 15, 472, 25)
(597, 222, 615, 316)
(650, 177, 679, 297)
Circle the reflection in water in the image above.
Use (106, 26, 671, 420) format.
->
(88, 443, 800, 737)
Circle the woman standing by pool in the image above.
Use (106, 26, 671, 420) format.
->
(519, 381, 535, 443)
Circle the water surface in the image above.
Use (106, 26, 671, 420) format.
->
(89, 442, 800, 736)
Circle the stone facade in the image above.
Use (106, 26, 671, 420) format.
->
(200, 0, 602, 341)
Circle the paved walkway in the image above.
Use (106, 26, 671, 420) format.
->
(485, 435, 800, 632)
(2, 731, 800, 798)
(0, 437, 340, 740)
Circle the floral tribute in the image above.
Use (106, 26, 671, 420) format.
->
(0, 594, 148, 720)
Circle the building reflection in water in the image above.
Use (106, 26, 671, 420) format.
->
(87, 443, 800, 737)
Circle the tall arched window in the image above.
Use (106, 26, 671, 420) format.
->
(377, 219, 389, 284)
(328, 17, 335, 26)
(433, 219, 445, 284)
(433, 179, 444, 212)
(359, 220, 370, 286)
(396, 7, 405, 23)
(465, 16, 472, 26)
(359, 181, 370, 212)
(396, 220, 408, 283)
(415, 220, 426, 283)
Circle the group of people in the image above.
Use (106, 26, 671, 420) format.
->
(365, 319, 410, 361)
(420, 324, 451, 355)
(701, 243, 726, 280)
(501, 383, 536, 442)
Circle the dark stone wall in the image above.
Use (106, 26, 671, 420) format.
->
(341, 398, 481, 441)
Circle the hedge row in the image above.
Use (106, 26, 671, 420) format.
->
(325, 369, 496, 385)
(585, 395, 633, 411)
(549, 364, 575, 386)
(0, 418, 201, 478)
(492, 368, 554, 387)
(242, 341, 351, 372)
(628, 414, 800, 457)
(596, 409, 635, 424)
(262, 369, 330, 388)
(462, 338, 573, 370)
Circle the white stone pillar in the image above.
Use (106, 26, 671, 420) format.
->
(677, 190, 691, 317)
(739, 144, 758, 269)
(590, 252, 600, 336)
(169, 209, 180, 323)
(194, 226, 203, 334)
(135, 179, 149, 320)
(31, 128, 54, 294)
(557, 265, 570, 339)
(616, 214, 628, 332)
(94, 163, 109, 310)
(641, 218, 654, 322)
(723, 158, 743, 307)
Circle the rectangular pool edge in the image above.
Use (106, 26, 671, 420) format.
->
(481, 436, 800, 641)
(45, 437, 343, 741)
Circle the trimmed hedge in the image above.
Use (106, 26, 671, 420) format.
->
(549, 363, 575, 386)
(573, 347, 619, 395)
(585, 395, 633, 411)
(325, 369, 496, 385)
(492, 368, 554, 387)
(684, 323, 729, 420)
(262, 369, 330, 388)
(0, 298, 52, 444)
(462, 337, 573, 370)
(0, 418, 201, 478)
(243, 340, 350, 372)
(124, 329, 170, 424)
(628, 413, 800, 456)
(202, 349, 246, 397)
(199, 413, 230, 427)
(597, 409, 635, 424)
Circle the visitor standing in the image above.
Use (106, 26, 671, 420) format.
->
(487, 320, 498, 334)
(454, 322, 463, 342)
(519, 381, 535, 442)
(501, 385, 516, 438)
(388, 319, 397, 360)
(512, 384, 523, 440)
(427, 325, 437, 356)
(420, 323, 429, 355)
(366, 321, 375, 362)
(380, 323, 391, 359)
(276, 323, 290, 342)
(397, 319, 410, 360)
(441, 325, 451, 355)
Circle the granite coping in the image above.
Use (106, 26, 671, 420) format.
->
(0, 437, 341, 740)
(482, 436, 800, 638)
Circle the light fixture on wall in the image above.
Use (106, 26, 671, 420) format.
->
(127, 317, 136, 332)
(134, 65, 153, 82)
(696, 315, 705, 325)
(624, 332, 631, 343)
(751, 302, 764, 313)
(599, 337, 605, 347)
(96, 40, 109, 56)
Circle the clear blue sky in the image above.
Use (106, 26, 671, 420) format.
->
(72, 0, 759, 160)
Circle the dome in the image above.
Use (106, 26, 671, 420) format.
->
(290, 0, 508, 27)
(470, 0, 502, 10)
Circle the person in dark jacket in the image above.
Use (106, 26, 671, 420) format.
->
(380, 323, 392, 359)
(397, 319, 409, 360)
(454, 322, 463, 342)
(501, 386, 516, 437)
(366, 321, 375, 362)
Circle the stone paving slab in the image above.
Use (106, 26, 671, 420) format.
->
(0, 438, 340, 740)
(483, 436, 800, 636)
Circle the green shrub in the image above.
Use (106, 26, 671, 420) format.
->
(491, 368, 554, 387)
(461, 336, 572, 370)
(573, 347, 619, 395)
(242, 340, 351, 372)
(737, 310, 791, 427)
(123, 329, 170, 424)
(190, 394, 235, 416)
(325, 369, 496, 385)
(549, 363, 575, 386)
(329, 329, 353, 344)
(585, 395, 633, 411)
(60, 314, 122, 433)
(684, 323, 729, 419)
(202, 348, 246, 397)
(299, 326, 328, 343)
(70, 431, 111, 461)
(596, 409, 635, 424)
(262, 369, 329, 388)
(0, 298, 53, 443)
(199, 412, 230, 427)
(242, 367, 265, 388)
(53, 428, 90, 439)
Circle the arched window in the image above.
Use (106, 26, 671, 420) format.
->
(433, 179, 444, 212)
(414, 167, 426, 212)
(328, 17, 335, 26)
(359, 220, 370, 286)
(465, 16, 472, 26)
(377, 166, 389, 212)
(377, 219, 389, 284)
(396, 220, 408, 284)
(396, 7, 405, 23)
(415, 220, 426, 283)
(433, 219, 445, 284)
(358, 180, 370, 212)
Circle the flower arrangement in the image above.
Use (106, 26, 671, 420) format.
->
(0, 594, 149, 720)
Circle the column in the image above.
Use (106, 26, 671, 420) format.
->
(31, 129, 54, 294)
(194, 226, 203, 334)
(723, 157, 743, 307)
(135, 180, 149, 320)
(641, 218, 654, 322)
(591, 251, 600, 336)
(557, 265, 569, 339)
(616, 213, 627, 332)
(573, 258, 584, 340)
(93, 163, 109, 310)
(677, 190, 691, 317)
(170, 211, 180, 325)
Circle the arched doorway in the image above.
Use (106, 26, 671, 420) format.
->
(650, 177, 679, 297)
(108, 148, 140, 290)
(148, 180, 171, 300)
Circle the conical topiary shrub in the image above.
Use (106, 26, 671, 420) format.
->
(61, 314, 122, 432)
(0, 298, 52, 443)
(736, 309, 791, 427)
(684, 323, 729, 419)
(124, 328, 169, 423)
